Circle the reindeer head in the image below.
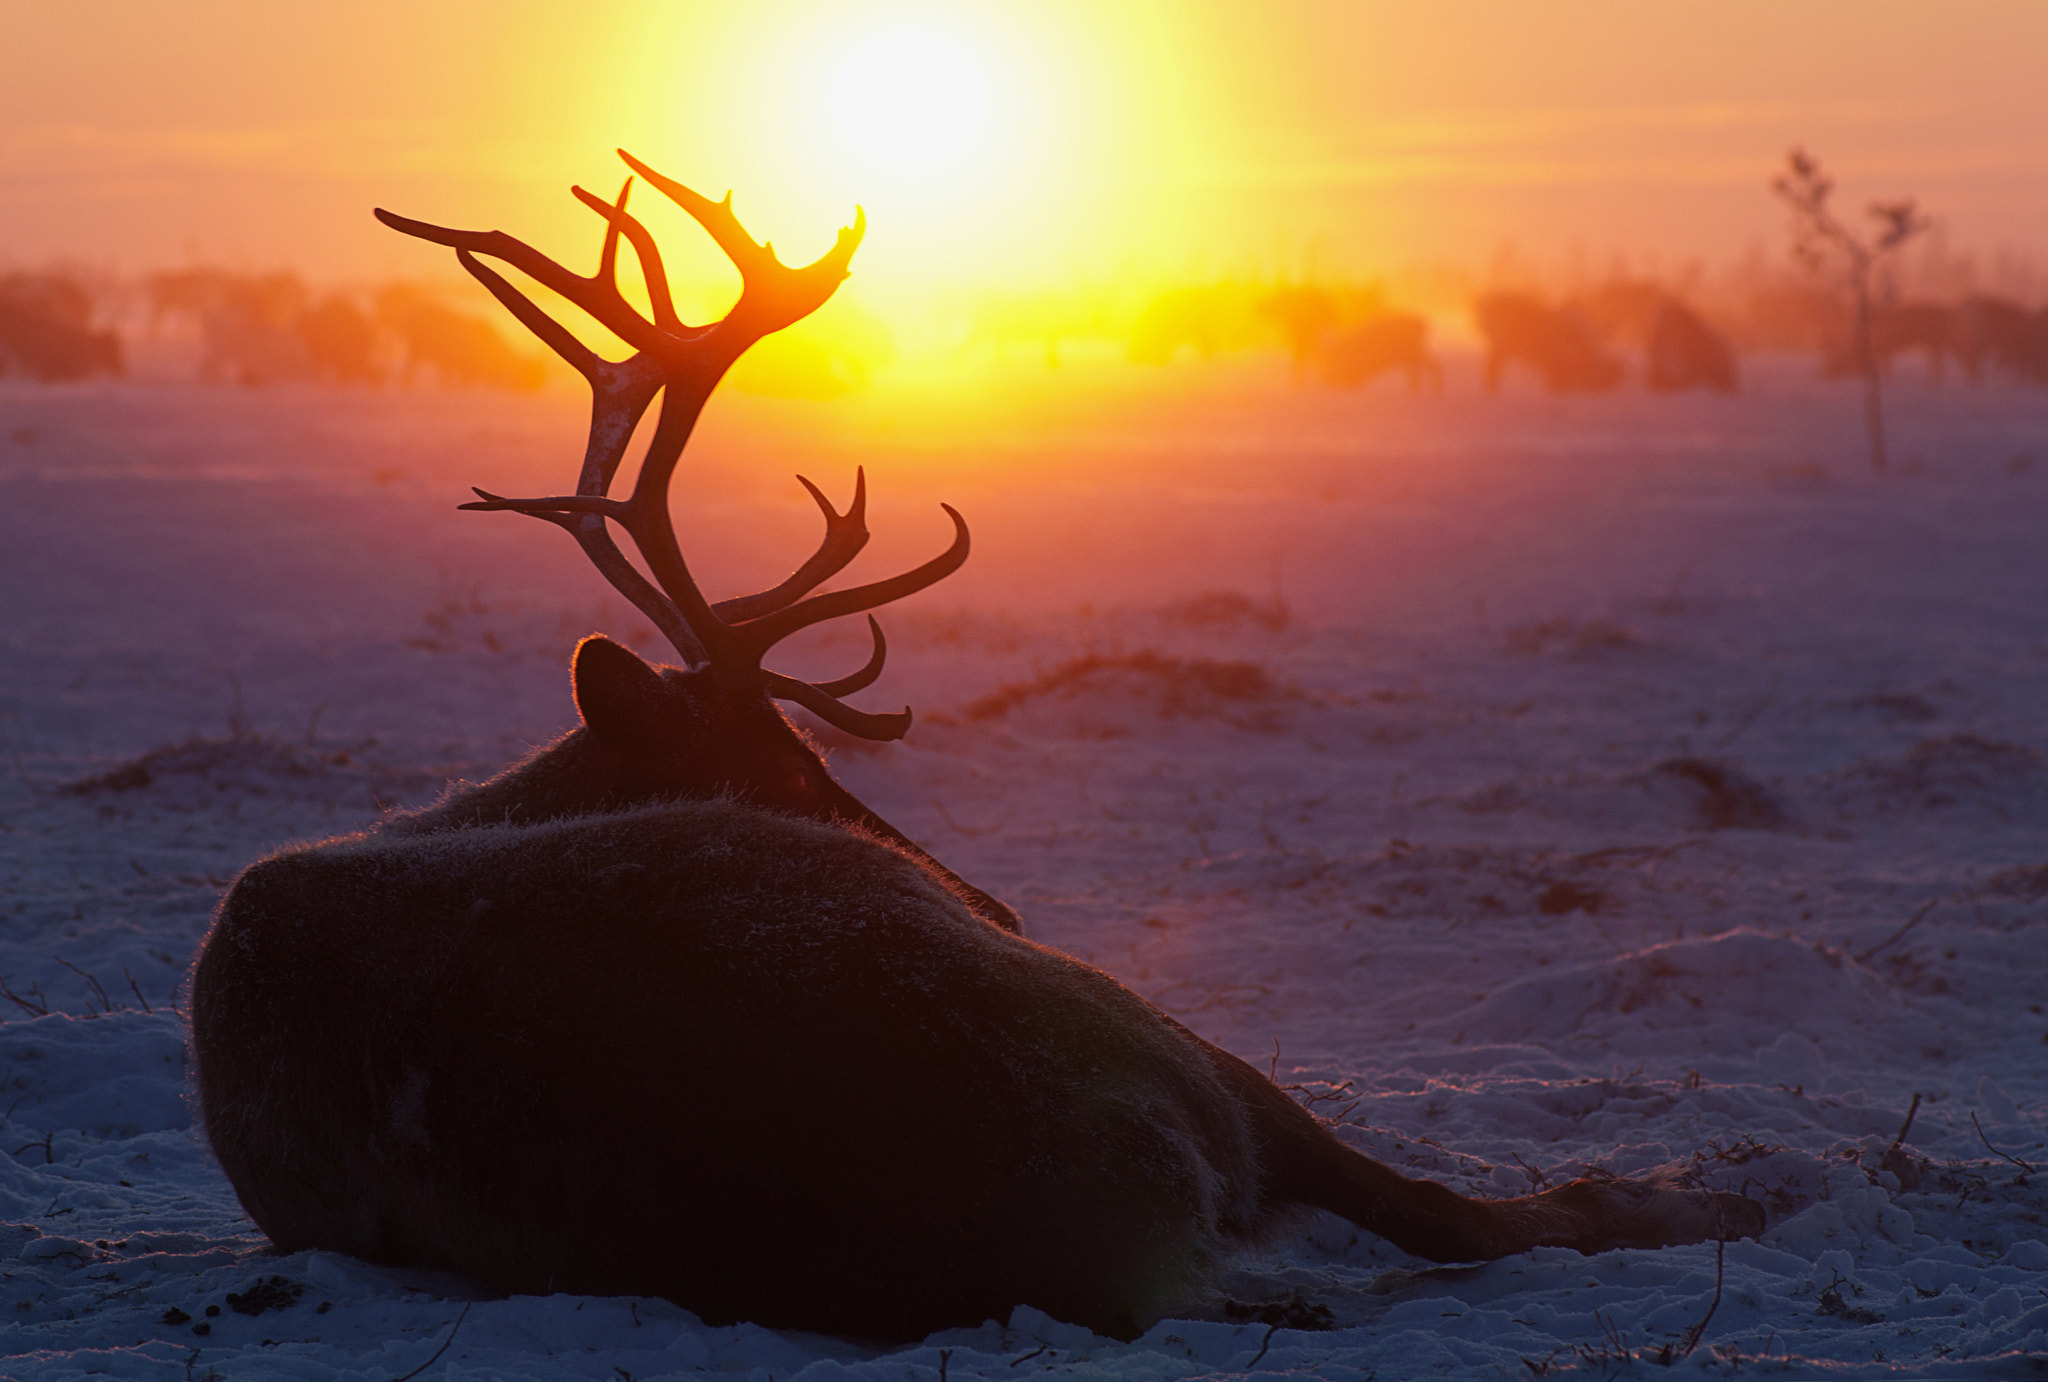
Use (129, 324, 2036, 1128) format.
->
(377, 152, 966, 787)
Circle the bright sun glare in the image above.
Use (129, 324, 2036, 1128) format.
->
(828, 27, 991, 175)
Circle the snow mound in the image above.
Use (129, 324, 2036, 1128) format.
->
(0, 1010, 189, 1136)
(955, 651, 1310, 736)
(1439, 930, 1907, 1054)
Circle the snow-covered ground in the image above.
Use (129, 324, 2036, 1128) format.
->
(1, 357, 2046, 1378)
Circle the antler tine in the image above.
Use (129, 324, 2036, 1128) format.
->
(711, 470, 870, 624)
(813, 616, 888, 698)
(764, 670, 911, 742)
(378, 166, 965, 701)
(373, 207, 671, 357)
(571, 181, 684, 334)
(391, 197, 709, 666)
(472, 500, 709, 664)
(734, 505, 969, 661)
(617, 149, 866, 345)
(454, 248, 602, 380)
(595, 178, 627, 290)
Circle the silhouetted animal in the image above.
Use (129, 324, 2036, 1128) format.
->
(1741, 285, 1844, 354)
(1258, 286, 1441, 391)
(1260, 285, 1342, 382)
(1823, 301, 1962, 382)
(1473, 292, 1623, 394)
(298, 295, 383, 384)
(191, 155, 1764, 1342)
(1572, 279, 1667, 345)
(1320, 312, 1442, 391)
(1646, 300, 1738, 393)
(0, 274, 122, 381)
(1954, 295, 2048, 384)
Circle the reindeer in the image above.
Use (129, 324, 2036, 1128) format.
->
(1259, 286, 1442, 392)
(1473, 292, 1623, 394)
(1646, 299, 1738, 394)
(1954, 295, 2048, 385)
(190, 151, 1764, 1343)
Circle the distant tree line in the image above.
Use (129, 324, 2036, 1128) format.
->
(7, 259, 2048, 399)
(145, 270, 544, 391)
(0, 268, 545, 390)
(1110, 274, 2048, 399)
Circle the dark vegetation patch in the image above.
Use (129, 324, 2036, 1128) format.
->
(961, 651, 1307, 730)
(1982, 861, 2048, 901)
(1650, 757, 1786, 831)
(60, 735, 342, 796)
(56, 733, 447, 812)
(1228, 841, 1642, 927)
(1536, 881, 1607, 915)
(225, 1276, 305, 1316)
(1826, 733, 2048, 816)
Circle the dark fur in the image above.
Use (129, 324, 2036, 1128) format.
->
(384, 636, 1016, 932)
(191, 640, 1762, 1340)
(1647, 301, 1738, 394)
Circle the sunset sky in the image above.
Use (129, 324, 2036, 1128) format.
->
(6, 1, 2048, 306)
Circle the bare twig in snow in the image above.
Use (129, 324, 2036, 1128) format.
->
(1971, 1110, 2037, 1174)
(1891, 1092, 1922, 1149)
(1855, 899, 1938, 964)
(391, 1301, 472, 1382)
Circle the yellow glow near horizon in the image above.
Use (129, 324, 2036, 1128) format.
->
(827, 27, 993, 176)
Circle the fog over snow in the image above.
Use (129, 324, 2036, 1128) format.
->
(0, 359, 2045, 1378)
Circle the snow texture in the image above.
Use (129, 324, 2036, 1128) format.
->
(2, 360, 2047, 1377)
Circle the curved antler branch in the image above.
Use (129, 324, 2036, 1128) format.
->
(711, 470, 871, 623)
(763, 671, 911, 742)
(380, 161, 967, 727)
(489, 509, 708, 664)
(453, 250, 601, 378)
(373, 207, 673, 357)
(460, 489, 633, 520)
(571, 181, 684, 334)
(735, 505, 969, 660)
(812, 616, 889, 698)
(617, 150, 865, 344)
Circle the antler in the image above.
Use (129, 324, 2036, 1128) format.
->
(375, 152, 963, 740)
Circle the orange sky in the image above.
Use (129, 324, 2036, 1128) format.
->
(5, 0, 2048, 297)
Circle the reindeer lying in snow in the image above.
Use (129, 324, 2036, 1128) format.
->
(190, 152, 1764, 1342)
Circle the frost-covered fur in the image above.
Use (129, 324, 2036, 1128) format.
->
(380, 634, 1018, 931)
(190, 640, 1762, 1340)
(194, 801, 1267, 1337)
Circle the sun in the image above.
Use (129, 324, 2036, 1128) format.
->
(828, 26, 992, 175)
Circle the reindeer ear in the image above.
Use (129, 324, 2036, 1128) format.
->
(572, 636, 667, 747)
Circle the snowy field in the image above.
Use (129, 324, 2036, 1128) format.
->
(1, 357, 2046, 1378)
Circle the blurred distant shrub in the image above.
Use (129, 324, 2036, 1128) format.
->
(143, 269, 542, 391)
(376, 284, 544, 393)
(1771, 147, 1928, 471)
(1259, 284, 1442, 392)
(0, 273, 123, 382)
